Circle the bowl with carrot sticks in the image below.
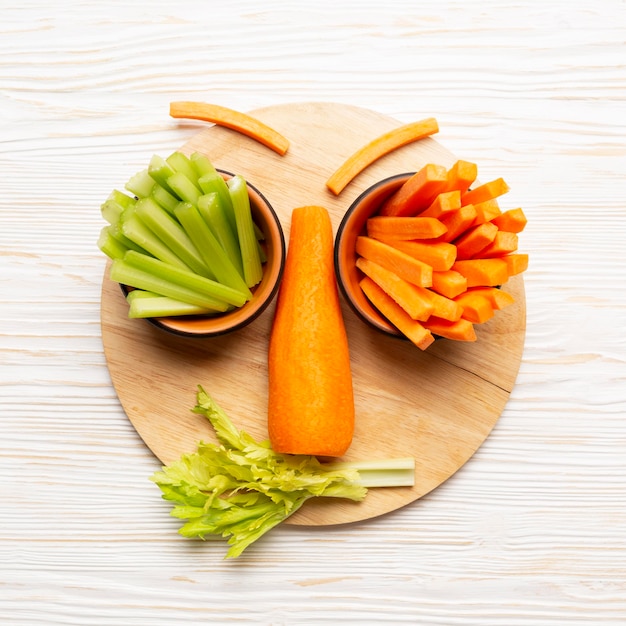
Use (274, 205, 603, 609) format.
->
(99, 151, 286, 337)
(334, 162, 528, 350)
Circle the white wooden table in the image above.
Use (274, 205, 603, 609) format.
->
(2, 2, 625, 624)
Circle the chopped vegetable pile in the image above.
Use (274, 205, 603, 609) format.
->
(98, 151, 265, 319)
(356, 161, 528, 349)
(151, 386, 415, 559)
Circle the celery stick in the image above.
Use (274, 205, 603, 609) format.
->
(120, 209, 192, 271)
(166, 151, 200, 188)
(197, 192, 244, 276)
(174, 202, 252, 298)
(150, 183, 179, 215)
(134, 197, 214, 279)
(109, 189, 137, 209)
(101, 198, 126, 225)
(110, 259, 230, 311)
(228, 175, 263, 287)
(108, 221, 147, 255)
(256, 239, 267, 264)
(124, 250, 248, 308)
(190, 152, 218, 178)
(125, 169, 155, 198)
(127, 294, 218, 318)
(148, 154, 176, 193)
(253, 220, 265, 241)
(167, 172, 202, 206)
(327, 458, 415, 488)
(198, 172, 237, 234)
(98, 226, 127, 260)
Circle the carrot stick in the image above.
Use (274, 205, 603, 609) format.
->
(471, 199, 502, 226)
(379, 164, 449, 217)
(454, 290, 495, 324)
(478, 231, 519, 257)
(454, 222, 499, 260)
(462, 177, 510, 206)
(491, 208, 527, 233)
(383, 239, 457, 271)
(419, 190, 462, 219)
(325, 118, 439, 195)
(360, 277, 435, 351)
(366, 216, 447, 240)
(431, 270, 468, 299)
(423, 316, 477, 342)
(438, 204, 478, 242)
(452, 258, 509, 287)
(444, 160, 478, 194)
(169, 101, 290, 156)
(466, 286, 515, 310)
(356, 257, 434, 321)
(356, 236, 433, 287)
(419, 288, 464, 322)
(268, 206, 353, 457)
(502, 253, 529, 276)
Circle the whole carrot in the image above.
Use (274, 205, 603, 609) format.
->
(268, 206, 354, 457)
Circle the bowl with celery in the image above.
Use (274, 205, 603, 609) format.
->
(98, 151, 286, 337)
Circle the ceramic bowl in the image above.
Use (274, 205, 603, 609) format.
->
(334, 172, 415, 338)
(122, 171, 285, 337)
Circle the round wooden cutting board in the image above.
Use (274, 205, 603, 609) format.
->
(100, 102, 526, 526)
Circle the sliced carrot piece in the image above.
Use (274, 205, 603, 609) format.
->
(431, 270, 468, 299)
(419, 287, 463, 322)
(360, 277, 434, 351)
(491, 208, 527, 233)
(503, 253, 529, 276)
(366, 216, 447, 241)
(326, 118, 439, 195)
(444, 160, 478, 194)
(478, 231, 519, 257)
(454, 290, 495, 324)
(452, 258, 509, 287)
(438, 204, 478, 243)
(423, 316, 477, 342)
(471, 199, 502, 225)
(419, 190, 462, 219)
(454, 222, 499, 260)
(169, 101, 290, 156)
(356, 257, 434, 321)
(379, 164, 449, 217)
(462, 177, 510, 206)
(356, 236, 433, 287)
(466, 287, 515, 310)
(383, 239, 457, 271)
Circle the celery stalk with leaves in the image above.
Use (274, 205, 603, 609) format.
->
(151, 386, 415, 559)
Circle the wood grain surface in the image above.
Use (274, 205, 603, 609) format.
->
(100, 102, 526, 525)
(2, 2, 626, 624)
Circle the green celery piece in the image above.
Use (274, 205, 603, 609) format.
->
(198, 172, 237, 234)
(127, 293, 218, 318)
(123, 250, 248, 308)
(190, 152, 218, 178)
(151, 387, 415, 559)
(134, 197, 214, 279)
(174, 202, 252, 298)
(196, 192, 244, 277)
(167, 151, 200, 188)
(98, 226, 127, 260)
(125, 168, 156, 198)
(148, 154, 177, 194)
(253, 220, 265, 241)
(167, 172, 202, 206)
(110, 259, 230, 311)
(101, 190, 136, 224)
(150, 183, 180, 215)
(256, 239, 267, 264)
(120, 208, 192, 271)
(108, 222, 147, 255)
(228, 175, 263, 288)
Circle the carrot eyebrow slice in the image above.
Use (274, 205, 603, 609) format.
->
(325, 118, 439, 195)
(169, 101, 290, 156)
